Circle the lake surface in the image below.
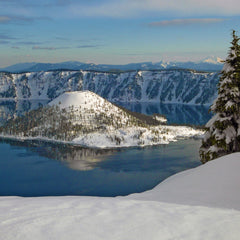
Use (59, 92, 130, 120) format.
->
(0, 100, 211, 197)
(118, 102, 212, 125)
(0, 138, 201, 197)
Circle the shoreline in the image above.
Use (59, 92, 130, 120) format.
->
(0, 130, 203, 150)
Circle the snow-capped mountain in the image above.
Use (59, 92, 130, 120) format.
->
(0, 58, 224, 73)
(160, 56, 224, 72)
(202, 56, 224, 64)
(0, 91, 202, 148)
(0, 69, 220, 105)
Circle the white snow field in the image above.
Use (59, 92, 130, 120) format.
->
(1, 153, 240, 240)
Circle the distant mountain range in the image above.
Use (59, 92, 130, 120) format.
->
(0, 57, 224, 73)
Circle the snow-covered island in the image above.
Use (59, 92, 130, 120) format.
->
(0, 91, 203, 148)
(1, 152, 240, 240)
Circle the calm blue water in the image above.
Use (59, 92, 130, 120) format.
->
(0, 138, 201, 197)
(0, 100, 211, 197)
(117, 102, 212, 125)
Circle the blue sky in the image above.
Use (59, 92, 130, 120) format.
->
(0, 0, 240, 67)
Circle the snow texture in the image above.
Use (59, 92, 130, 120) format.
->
(131, 152, 240, 210)
(0, 70, 219, 105)
(0, 153, 240, 240)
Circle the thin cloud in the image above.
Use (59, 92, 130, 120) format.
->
(0, 33, 16, 44)
(0, 33, 17, 40)
(68, 0, 240, 18)
(77, 44, 103, 48)
(31, 44, 103, 51)
(55, 0, 73, 6)
(0, 0, 52, 7)
(18, 41, 42, 45)
(0, 14, 51, 24)
(0, 16, 11, 23)
(0, 40, 9, 44)
(0, 0, 29, 3)
(0, 15, 32, 23)
(148, 18, 226, 27)
(1, 0, 240, 19)
(32, 46, 57, 50)
(32, 46, 70, 50)
(55, 36, 69, 41)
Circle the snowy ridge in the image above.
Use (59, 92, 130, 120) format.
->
(0, 91, 203, 148)
(0, 70, 219, 105)
(0, 153, 240, 240)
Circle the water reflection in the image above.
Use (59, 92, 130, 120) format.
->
(0, 100, 206, 197)
(0, 138, 201, 197)
(98, 139, 201, 173)
(0, 100, 212, 127)
(0, 138, 118, 171)
(0, 100, 48, 125)
(117, 102, 212, 126)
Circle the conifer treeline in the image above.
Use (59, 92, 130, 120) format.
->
(200, 31, 240, 163)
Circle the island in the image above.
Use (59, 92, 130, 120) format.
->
(0, 91, 203, 148)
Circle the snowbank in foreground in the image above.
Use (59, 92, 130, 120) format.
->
(0, 153, 240, 240)
(1, 197, 240, 240)
(131, 152, 240, 210)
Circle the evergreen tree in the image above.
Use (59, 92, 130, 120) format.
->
(199, 30, 240, 163)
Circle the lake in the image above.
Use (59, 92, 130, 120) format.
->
(0, 100, 211, 197)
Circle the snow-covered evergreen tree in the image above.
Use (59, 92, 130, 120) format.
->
(199, 30, 240, 163)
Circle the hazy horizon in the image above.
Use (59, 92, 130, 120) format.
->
(1, 0, 240, 68)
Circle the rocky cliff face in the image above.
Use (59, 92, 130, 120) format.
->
(0, 70, 219, 105)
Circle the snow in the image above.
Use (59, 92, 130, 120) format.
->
(225, 126, 237, 144)
(1, 153, 240, 240)
(131, 152, 240, 209)
(202, 56, 224, 64)
(0, 125, 203, 149)
(222, 61, 234, 73)
(0, 69, 219, 105)
(70, 125, 202, 148)
(49, 90, 107, 110)
(4, 91, 199, 149)
(205, 113, 219, 128)
(153, 115, 167, 123)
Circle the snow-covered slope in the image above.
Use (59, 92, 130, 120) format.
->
(131, 152, 240, 210)
(0, 91, 203, 148)
(0, 153, 240, 240)
(49, 90, 113, 110)
(0, 70, 219, 105)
